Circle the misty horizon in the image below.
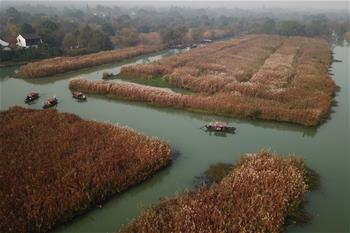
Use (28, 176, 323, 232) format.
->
(1, 1, 349, 12)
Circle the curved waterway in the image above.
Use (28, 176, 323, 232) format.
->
(0, 46, 348, 233)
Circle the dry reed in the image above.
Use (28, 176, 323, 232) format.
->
(19, 45, 164, 78)
(70, 35, 336, 126)
(0, 107, 172, 233)
(120, 151, 312, 233)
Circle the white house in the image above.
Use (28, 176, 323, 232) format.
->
(16, 34, 42, 48)
(0, 39, 10, 51)
(0, 39, 9, 47)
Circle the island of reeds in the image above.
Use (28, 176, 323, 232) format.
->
(18, 44, 163, 78)
(0, 106, 172, 233)
(69, 34, 336, 126)
(120, 151, 317, 233)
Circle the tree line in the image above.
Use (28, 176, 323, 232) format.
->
(0, 4, 349, 62)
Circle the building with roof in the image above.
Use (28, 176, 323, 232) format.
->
(16, 34, 42, 48)
(0, 39, 11, 51)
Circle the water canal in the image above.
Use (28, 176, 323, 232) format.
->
(0, 45, 348, 233)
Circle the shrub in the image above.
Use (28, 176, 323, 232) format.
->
(102, 72, 114, 79)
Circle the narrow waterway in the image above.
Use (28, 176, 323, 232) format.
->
(0, 45, 348, 233)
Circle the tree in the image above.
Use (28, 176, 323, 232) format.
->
(21, 23, 35, 34)
(41, 19, 60, 31)
(34, 18, 63, 47)
(78, 25, 93, 48)
(5, 23, 20, 41)
(118, 27, 140, 46)
(262, 18, 276, 34)
(160, 25, 188, 45)
(5, 7, 20, 23)
(191, 28, 204, 42)
(277, 20, 305, 36)
(63, 33, 77, 50)
(101, 22, 115, 35)
(89, 30, 113, 51)
(77, 25, 113, 51)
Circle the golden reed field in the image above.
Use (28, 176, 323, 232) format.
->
(0, 107, 172, 233)
(70, 34, 336, 126)
(120, 151, 314, 233)
(19, 45, 163, 78)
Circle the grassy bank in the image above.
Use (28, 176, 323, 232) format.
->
(18, 45, 164, 78)
(0, 107, 172, 233)
(110, 73, 175, 88)
(120, 151, 316, 233)
(0, 60, 31, 68)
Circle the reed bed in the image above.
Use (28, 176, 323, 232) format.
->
(69, 78, 325, 126)
(19, 45, 164, 78)
(120, 34, 284, 92)
(108, 35, 336, 126)
(65, 35, 335, 126)
(0, 107, 172, 233)
(250, 37, 303, 87)
(120, 151, 312, 233)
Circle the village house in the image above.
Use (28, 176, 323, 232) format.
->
(0, 39, 11, 50)
(16, 33, 42, 48)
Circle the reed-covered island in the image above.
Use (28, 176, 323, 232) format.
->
(0, 107, 172, 233)
(70, 34, 336, 126)
(120, 151, 318, 233)
(18, 45, 164, 78)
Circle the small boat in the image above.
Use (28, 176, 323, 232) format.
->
(43, 97, 58, 109)
(72, 91, 87, 101)
(202, 121, 236, 133)
(24, 92, 40, 103)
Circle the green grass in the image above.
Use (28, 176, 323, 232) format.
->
(114, 74, 175, 88)
(204, 163, 234, 183)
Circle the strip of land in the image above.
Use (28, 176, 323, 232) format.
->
(120, 151, 315, 233)
(0, 107, 172, 233)
(70, 34, 336, 126)
(18, 45, 164, 78)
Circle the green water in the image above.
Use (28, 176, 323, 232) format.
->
(0, 46, 348, 233)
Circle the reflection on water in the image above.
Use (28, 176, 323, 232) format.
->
(0, 45, 348, 233)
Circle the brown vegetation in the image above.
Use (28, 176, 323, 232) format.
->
(120, 34, 283, 90)
(139, 32, 163, 45)
(70, 35, 336, 126)
(344, 32, 350, 43)
(120, 151, 313, 233)
(19, 45, 164, 78)
(0, 107, 172, 233)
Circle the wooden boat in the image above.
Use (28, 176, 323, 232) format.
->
(43, 97, 58, 109)
(72, 91, 87, 101)
(24, 92, 40, 103)
(203, 121, 236, 133)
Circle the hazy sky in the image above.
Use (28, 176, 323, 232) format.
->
(3, 0, 349, 12)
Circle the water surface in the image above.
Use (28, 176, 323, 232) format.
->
(0, 46, 348, 233)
